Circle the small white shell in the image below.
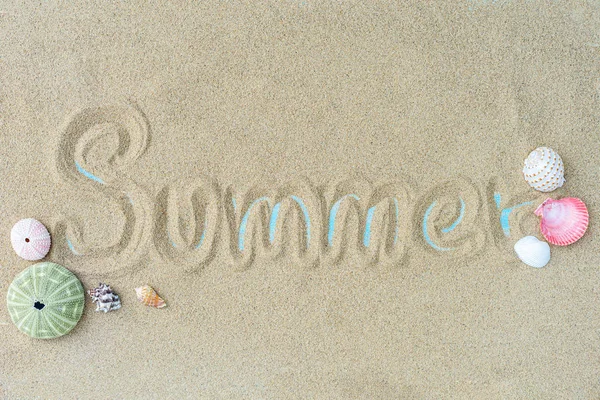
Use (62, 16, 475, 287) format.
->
(10, 218, 51, 261)
(514, 236, 550, 268)
(522, 147, 565, 192)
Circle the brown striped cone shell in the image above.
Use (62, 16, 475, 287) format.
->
(135, 285, 166, 308)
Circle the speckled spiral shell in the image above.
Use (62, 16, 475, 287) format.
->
(135, 285, 166, 308)
(522, 147, 565, 192)
(6, 262, 84, 339)
(10, 218, 51, 261)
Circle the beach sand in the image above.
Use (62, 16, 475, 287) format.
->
(1, 1, 599, 398)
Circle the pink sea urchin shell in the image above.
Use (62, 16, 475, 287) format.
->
(534, 197, 589, 246)
(10, 218, 51, 261)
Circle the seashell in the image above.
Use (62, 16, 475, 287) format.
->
(10, 218, 51, 261)
(514, 236, 551, 268)
(6, 262, 85, 339)
(135, 285, 166, 308)
(88, 283, 121, 313)
(522, 147, 565, 192)
(534, 197, 589, 246)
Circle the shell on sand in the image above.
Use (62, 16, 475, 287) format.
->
(514, 236, 550, 268)
(135, 285, 166, 308)
(534, 197, 589, 246)
(6, 262, 85, 339)
(88, 283, 121, 313)
(10, 218, 51, 261)
(522, 147, 565, 192)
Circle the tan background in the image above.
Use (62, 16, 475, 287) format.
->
(1, 1, 600, 398)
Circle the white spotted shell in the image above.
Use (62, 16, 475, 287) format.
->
(514, 236, 550, 268)
(522, 147, 565, 192)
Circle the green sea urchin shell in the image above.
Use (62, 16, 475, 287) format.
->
(7, 262, 84, 339)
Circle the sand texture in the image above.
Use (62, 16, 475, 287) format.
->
(1, 1, 600, 398)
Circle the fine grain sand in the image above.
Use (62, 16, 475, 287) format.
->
(1, 1, 599, 398)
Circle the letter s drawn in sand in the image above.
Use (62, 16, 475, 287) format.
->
(54, 103, 153, 276)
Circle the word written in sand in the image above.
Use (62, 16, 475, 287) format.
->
(54, 104, 543, 274)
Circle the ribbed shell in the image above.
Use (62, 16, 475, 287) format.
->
(522, 147, 565, 192)
(6, 262, 84, 339)
(534, 197, 589, 246)
(10, 218, 51, 261)
(514, 236, 550, 268)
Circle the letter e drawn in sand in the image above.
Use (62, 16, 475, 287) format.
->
(417, 178, 487, 260)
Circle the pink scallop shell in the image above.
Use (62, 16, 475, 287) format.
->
(10, 218, 51, 260)
(534, 197, 589, 246)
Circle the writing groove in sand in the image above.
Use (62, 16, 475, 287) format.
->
(54, 104, 545, 276)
